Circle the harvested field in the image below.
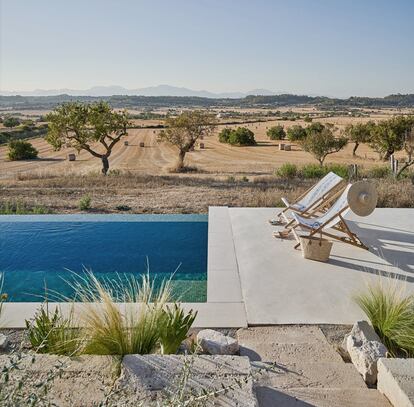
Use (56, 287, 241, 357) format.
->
(0, 118, 407, 180)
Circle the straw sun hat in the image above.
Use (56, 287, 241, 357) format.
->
(347, 181, 378, 217)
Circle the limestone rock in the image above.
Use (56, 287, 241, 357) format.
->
(0, 334, 8, 350)
(346, 321, 387, 384)
(198, 329, 239, 355)
(115, 355, 257, 406)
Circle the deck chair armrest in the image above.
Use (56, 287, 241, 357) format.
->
(281, 197, 290, 207)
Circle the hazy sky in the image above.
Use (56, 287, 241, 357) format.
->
(1, 0, 413, 97)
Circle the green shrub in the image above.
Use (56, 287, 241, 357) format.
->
(3, 117, 20, 128)
(79, 195, 91, 211)
(355, 281, 414, 357)
(267, 125, 286, 140)
(7, 140, 38, 160)
(116, 204, 131, 211)
(286, 125, 307, 142)
(26, 306, 81, 355)
(298, 163, 348, 179)
(219, 127, 256, 146)
(365, 166, 391, 179)
(276, 163, 298, 178)
(228, 127, 256, 146)
(324, 163, 349, 179)
(218, 128, 232, 143)
(299, 163, 327, 179)
(0, 201, 50, 214)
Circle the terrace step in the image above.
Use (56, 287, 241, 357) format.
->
(255, 387, 392, 407)
(237, 326, 392, 407)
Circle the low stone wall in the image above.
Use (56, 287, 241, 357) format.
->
(0, 353, 257, 407)
(378, 358, 414, 407)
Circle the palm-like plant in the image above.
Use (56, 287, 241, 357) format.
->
(159, 304, 197, 354)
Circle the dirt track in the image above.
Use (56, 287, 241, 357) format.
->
(0, 117, 402, 180)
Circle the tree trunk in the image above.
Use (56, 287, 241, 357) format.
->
(101, 155, 109, 175)
(176, 150, 186, 171)
(396, 161, 413, 179)
(352, 142, 359, 156)
(383, 148, 394, 161)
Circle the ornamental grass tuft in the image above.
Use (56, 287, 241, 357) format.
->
(354, 278, 414, 357)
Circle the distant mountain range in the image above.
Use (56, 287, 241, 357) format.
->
(0, 84, 280, 98)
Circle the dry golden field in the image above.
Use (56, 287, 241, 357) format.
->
(0, 107, 412, 214)
(0, 112, 408, 181)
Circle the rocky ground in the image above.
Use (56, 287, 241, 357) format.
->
(0, 325, 393, 406)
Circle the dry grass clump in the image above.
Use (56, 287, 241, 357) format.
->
(73, 272, 172, 355)
(354, 278, 414, 357)
(375, 179, 414, 208)
(25, 272, 197, 357)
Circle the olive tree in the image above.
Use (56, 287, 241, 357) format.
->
(343, 121, 375, 156)
(397, 118, 414, 178)
(300, 123, 348, 166)
(46, 102, 129, 175)
(369, 116, 408, 160)
(286, 124, 307, 141)
(267, 125, 286, 140)
(158, 110, 216, 171)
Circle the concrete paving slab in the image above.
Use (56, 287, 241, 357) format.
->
(378, 358, 414, 407)
(237, 326, 343, 363)
(207, 206, 245, 311)
(240, 341, 343, 364)
(1, 301, 248, 328)
(227, 208, 414, 325)
(255, 387, 392, 407)
(258, 361, 366, 390)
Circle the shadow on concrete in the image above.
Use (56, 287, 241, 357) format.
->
(255, 386, 315, 406)
(347, 220, 414, 273)
(328, 258, 414, 283)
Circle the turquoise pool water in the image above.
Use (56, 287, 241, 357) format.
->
(0, 214, 208, 302)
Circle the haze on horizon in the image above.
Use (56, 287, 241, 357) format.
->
(1, 0, 413, 98)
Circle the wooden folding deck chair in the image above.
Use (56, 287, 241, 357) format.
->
(269, 171, 346, 227)
(287, 184, 369, 250)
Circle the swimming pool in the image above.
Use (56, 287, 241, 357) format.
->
(0, 214, 208, 302)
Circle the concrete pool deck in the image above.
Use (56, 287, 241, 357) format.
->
(222, 206, 414, 325)
(2, 207, 413, 328)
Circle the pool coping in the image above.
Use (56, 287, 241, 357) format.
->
(0, 208, 248, 328)
(0, 214, 208, 222)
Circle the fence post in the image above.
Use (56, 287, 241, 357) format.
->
(348, 164, 358, 181)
